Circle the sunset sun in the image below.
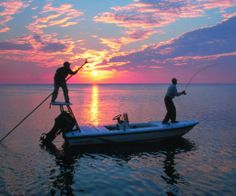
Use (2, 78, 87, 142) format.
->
(88, 69, 115, 82)
(91, 70, 98, 78)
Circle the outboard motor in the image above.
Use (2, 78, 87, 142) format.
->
(40, 111, 76, 144)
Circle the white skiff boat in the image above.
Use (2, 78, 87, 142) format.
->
(63, 120, 198, 146)
(43, 102, 198, 147)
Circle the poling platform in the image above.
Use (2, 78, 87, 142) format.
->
(50, 101, 72, 106)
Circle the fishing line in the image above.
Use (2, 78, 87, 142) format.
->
(184, 63, 216, 91)
(179, 63, 218, 118)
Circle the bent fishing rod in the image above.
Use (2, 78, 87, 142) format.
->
(0, 60, 88, 143)
(184, 63, 215, 91)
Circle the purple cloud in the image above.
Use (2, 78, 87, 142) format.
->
(110, 16, 236, 69)
(0, 41, 33, 50)
(40, 42, 67, 52)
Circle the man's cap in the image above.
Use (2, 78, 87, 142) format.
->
(172, 78, 177, 83)
(63, 62, 71, 67)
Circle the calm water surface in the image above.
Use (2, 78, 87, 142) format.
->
(0, 84, 236, 195)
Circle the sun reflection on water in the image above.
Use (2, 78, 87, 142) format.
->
(90, 85, 100, 125)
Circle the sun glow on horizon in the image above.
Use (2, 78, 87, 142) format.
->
(88, 69, 114, 82)
(0, 0, 235, 84)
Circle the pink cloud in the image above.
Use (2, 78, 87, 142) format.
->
(94, 1, 204, 29)
(0, 27, 10, 33)
(164, 51, 236, 69)
(223, 12, 236, 20)
(27, 3, 83, 34)
(0, 16, 12, 25)
(94, 11, 175, 29)
(94, 0, 236, 45)
(0, 0, 31, 33)
(200, 0, 236, 10)
(125, 28, 160, 40)
(100, 38, 123, 51)
(93, 1, 204, 46)
(0, 0, 25, 16)
(108, 16, 236, 80)
(0, 34, 82, 70)
(100, 28, 159, 50)
(0, 41, 32, 50)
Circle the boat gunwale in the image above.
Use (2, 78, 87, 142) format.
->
(64, 122, 198, 140)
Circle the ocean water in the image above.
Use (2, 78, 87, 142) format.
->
(0, 84, 236, 195)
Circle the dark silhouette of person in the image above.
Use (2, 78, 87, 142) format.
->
(51, 61, 84, 103)
(162, 78, 186, 124)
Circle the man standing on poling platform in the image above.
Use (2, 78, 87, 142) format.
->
(51, 60, 87, 104)
(162, 78, 186, 124)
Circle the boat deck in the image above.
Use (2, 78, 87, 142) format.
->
(65, 120, 198, 138)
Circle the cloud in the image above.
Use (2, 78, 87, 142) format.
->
(27, 2, 83, 34)
(94, 0, 236, 47)
(94, 1, 202, 48)
(0, 27, 10, 33)
(80, 49, 111, 70)
(0, 41, 32, 50)
(223, 12, 236, 20)
(94, 1, 203, 28)
(99, 28, 160, 50)
(0, 0, 31, 33)
(0, 34, 72, 53)
(200, 0, 236, 10)
(109, 16, 236, 71)
(0, 34, 80, 70)
(40, 42, 67, 52)
(100, 38, 123, 51)
(29, 34, 74, 53)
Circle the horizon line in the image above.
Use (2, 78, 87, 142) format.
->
(0, 82, 235, 85)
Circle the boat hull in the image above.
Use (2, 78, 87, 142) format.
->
(64, 120, 198, 146)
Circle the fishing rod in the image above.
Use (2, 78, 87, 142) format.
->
(184, 63, 215, 91)
(0, 59, 88, 143)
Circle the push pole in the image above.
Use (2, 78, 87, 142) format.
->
(0, 60, 87, 143)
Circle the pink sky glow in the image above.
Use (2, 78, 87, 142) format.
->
(0, 0, 236, 84)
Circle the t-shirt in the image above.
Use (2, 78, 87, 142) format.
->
(165, 84, 182, 99)
(54, 66, 75, 83)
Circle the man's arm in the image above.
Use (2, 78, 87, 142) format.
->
(68, 59, 88, 75)
(68, 68, 78, 75)
(175, 86, 186, 96)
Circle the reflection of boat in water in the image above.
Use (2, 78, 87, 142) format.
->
(41, 102, 198, 147)
(40, 138, 196, 195)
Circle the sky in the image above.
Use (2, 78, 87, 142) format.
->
(0, 0, 236, 84)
